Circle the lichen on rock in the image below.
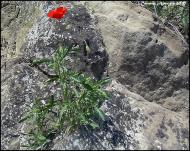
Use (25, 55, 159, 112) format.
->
(1, 1, 189, 150)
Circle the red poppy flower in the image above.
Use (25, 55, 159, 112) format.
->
(47, 6, 68, 20)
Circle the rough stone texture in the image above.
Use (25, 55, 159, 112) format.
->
(1, 63, 51, 149)
(107, 80, 189, 150)
(21, 1, 108, 80)
(52, 80, 189, 150)
(1, 1, 108, 150)
(82, 1, 189, 113)
(1, 1, 42, 92)
(52, 90, 145, 150)
(1, 2, 42, 149)
(1, 1, 189, 150)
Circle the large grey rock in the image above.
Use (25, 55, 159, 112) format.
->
(82, 1, 189, 112)
(52, 90, 145, 150)
(1, 1, 108, 150)
(21, 1, 108, 80)
(52, 80, 189, 150)
(1, 63, 50, 149)
(1, 2, 42, 149)
(1, 1, 189, 150)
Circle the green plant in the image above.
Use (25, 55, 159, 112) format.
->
(19, 44, 110, 150)
(135, 1, 189, 43)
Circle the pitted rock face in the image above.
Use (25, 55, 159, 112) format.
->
(117, 31, 189, 103)
(22, 1, 108, 80)
(82, 1, 189, 113)
(1, 63, 51, 149)
(1, 1, 108, 150)
(52, 92, 145, 150)
(104, 80, 189, 150)
(1, 1, 189, 150)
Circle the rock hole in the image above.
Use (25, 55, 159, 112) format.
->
(150, 23, 159, 34)
(152, 15, 158, 22)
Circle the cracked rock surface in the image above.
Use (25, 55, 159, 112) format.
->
(1, 1, 189, 150)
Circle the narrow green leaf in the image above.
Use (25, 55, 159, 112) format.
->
(79, 112, 87, 124)
(65, 125, 73, 134)
(89, 120, 99, 129)
(35, 139, 51, 150)
(37, 135, 46, 141)
(97, 89, 109, 99)
(48, 63, 54, 69)
(95, 107, 106, 121)
(98, 78, 111, 85)
(48, 95, 55, 108)
(32, 58, 52, 66)
(82, 81, 93, 91)
(19, 113, 32, 123)
(59, 105, 67, 121)
(45, 76, 59, 83)
(70, 76, 81, 83)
